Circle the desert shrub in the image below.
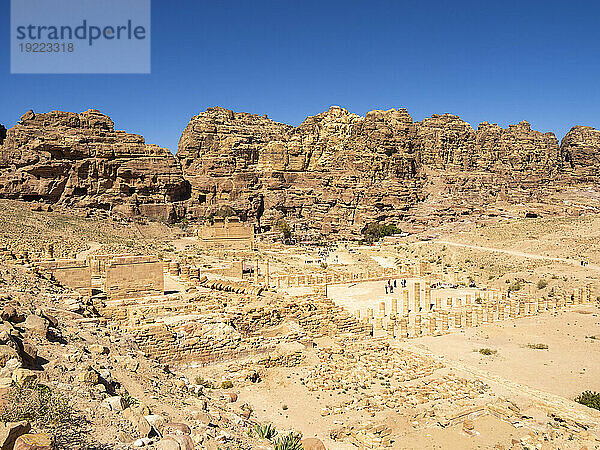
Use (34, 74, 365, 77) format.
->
(254, 423, 278, 440)
(575, 391, 600, 411)
(478, 348, 497, 356)
(509, 280, 522, 292)
(537, 279, 548, 290)
(276, 219, 292, 241)
(194, 376, 214, 389)
(274, 432, 303, 450)
(527, 343, 549, 350)
(361, 222, 402, 244)
(0, 382, 74, 427)
(221, 380, 233, 389)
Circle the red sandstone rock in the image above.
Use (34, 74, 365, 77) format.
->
(0, 110, 189, 222)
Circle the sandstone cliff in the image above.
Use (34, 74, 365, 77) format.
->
(177, 106, 592, 236)
(1, 106, 599, 235)
(0, 110, 190, 221)
(560, 126, 600, 180)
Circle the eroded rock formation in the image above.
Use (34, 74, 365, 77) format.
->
(0, 110, 189, 221)
(178, 106, 597, 235)
(560, 126, 600, 180)
(1, 106, 599, 234)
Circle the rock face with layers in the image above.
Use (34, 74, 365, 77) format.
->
(560, 125, 600, 180)
(178, 106, 588, 235)
(178, 106, 423, 237)
(0, 110, 189, 221)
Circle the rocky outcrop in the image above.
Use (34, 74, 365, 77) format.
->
(178, 106, 423, 237)
(177, 106, 580, 235)
(0, 110, 190, 222)
(560, 126, 600, 180)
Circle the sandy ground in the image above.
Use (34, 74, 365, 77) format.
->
(410, 305, 600, 399)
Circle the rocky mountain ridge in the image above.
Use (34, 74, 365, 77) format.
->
(0, 110, 190, 222)
(177, 106, 599, 236)
(1, 106, 599, 236)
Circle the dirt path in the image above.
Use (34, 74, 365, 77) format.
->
(76, 241, 102, 260)
(421, 240, 600, 272)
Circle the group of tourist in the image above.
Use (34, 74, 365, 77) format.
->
(384, 278, 407, 294)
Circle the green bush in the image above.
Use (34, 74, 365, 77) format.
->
(254, 423, 278, 440)
(575, 391, 600, 411)
(274, 432, 303, 450)
(0, 382, 74, 427)
(361, 222, 402, 244)
(478, 348, 497, 356)
(527, 343, 549, 350)
(276, 219, 292, 241)
(509, 280, 522, 292)
(221, 380, 233, 389)
(537, 279, 548, 290)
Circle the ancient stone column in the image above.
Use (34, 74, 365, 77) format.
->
(181, 265, 190, 281)
(477, 306, 484, 325)
(391, 298, 398, 317)
(465, 307, 473, 327)
(498, 303, 505, 321)
(441, 311, 449, 332)
(518, 301, 526, 317)
(169, 261, 180, 276)
(585, 284, 592, 303)
(414, 282, 421, 312)
(375, 318, 383, 329)
(465, 294, 472, 306)
(435, 297, 442, 310)
(414, 314, 422, 337)
(403, 290, 409, 314)
(425, 283, 432, 310)
(379, 302, 386, 317)
(399, 317, 408, 338)
(454, 311, 462, 328)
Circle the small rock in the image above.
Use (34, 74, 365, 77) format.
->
(225, 392, 237, 403)
(0, 421, 31, 450)
(12, 368, 37, 385)
(301, 438, 327, 450)
(163, 423, 191, 436)
(145, 414, 165, 433)
(13, 432, 51, 450)
(101, 396, 126, 412)
(23, 316, 48, 338)
(88, 345, 109, 355)
(133, 437, 152, 447)
(0, 345, 21, 367)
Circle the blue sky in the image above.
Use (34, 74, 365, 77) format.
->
(1, 0, 599, 153)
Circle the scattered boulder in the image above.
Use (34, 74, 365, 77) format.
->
(13, 433, 52, 450)
(23, 316, 48, 338)
(301, 438, 327, 450)
(0, 421, 31, 450)
(11, 368, 37, 385)
(0, 346, 21, 367)
(101, 396, 127, 412)
(163, 423, 191, 436)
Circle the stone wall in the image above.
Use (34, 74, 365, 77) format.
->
(105, 257, 164, 300)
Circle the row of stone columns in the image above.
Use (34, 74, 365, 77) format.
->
(362, 286, 596, 338)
